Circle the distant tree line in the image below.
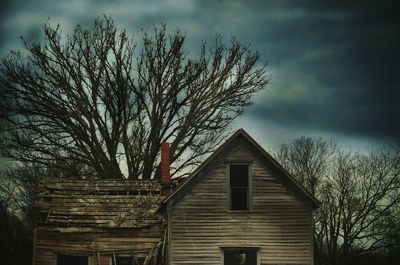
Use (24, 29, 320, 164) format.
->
(275, 137, 400, 265)
(0, 164, 39, 265)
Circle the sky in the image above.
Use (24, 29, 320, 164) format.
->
(0, 0, 399, 154)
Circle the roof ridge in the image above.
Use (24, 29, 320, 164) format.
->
(162, 129, 319, 208)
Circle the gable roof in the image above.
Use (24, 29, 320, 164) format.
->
(163, 129, 319, 209)
(35, 178, 164, 229)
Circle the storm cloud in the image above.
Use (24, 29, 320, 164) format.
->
(1, 0, 399, 149)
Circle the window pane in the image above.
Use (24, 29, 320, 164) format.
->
(224, 249, 257, 265)
(57, 254, 88, 265)
(231, 187, 248, 210)
(230, 165, 248, 187)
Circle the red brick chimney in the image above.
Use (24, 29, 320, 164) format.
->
(161, 142, 172, 195)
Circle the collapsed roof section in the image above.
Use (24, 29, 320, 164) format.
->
(34, 178, 164, 229)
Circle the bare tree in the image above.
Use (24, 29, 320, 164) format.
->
(0, 165, 40, 265)
(1, 165, 40, 217)
(275, 136, 337, 195)
(276, 138, 400, 265)
(0, 17, 269, 179)
(318, 151, 400, 265)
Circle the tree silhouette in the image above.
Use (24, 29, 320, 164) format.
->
(0, 17, 269, 179)
(276, 138, 400, 265)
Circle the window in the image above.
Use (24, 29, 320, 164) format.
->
(223, 249, 257, 265)
(57, 254, 88, 265)
(229, 165, 249, 210)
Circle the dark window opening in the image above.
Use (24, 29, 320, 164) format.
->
(230, 165, 249, 210)
(224, 249, 257, 265)
(57, 254, 88, 265)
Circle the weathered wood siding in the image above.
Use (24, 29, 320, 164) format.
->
(34, 226, 163, 265)
(169, 142, 313, 265)
(33, 178, 165, 265)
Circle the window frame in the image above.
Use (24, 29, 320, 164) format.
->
(220, 247, 260, 265)
(226, 163, 252, 212)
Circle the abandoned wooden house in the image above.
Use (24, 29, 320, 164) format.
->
(33, 129, 319, 265)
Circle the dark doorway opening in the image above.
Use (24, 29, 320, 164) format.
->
(224, 249, 257, 265)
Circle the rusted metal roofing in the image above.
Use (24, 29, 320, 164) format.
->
(34, 178, 164, 228)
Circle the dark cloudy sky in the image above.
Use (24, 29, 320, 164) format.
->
(1, 0, 399, 151)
